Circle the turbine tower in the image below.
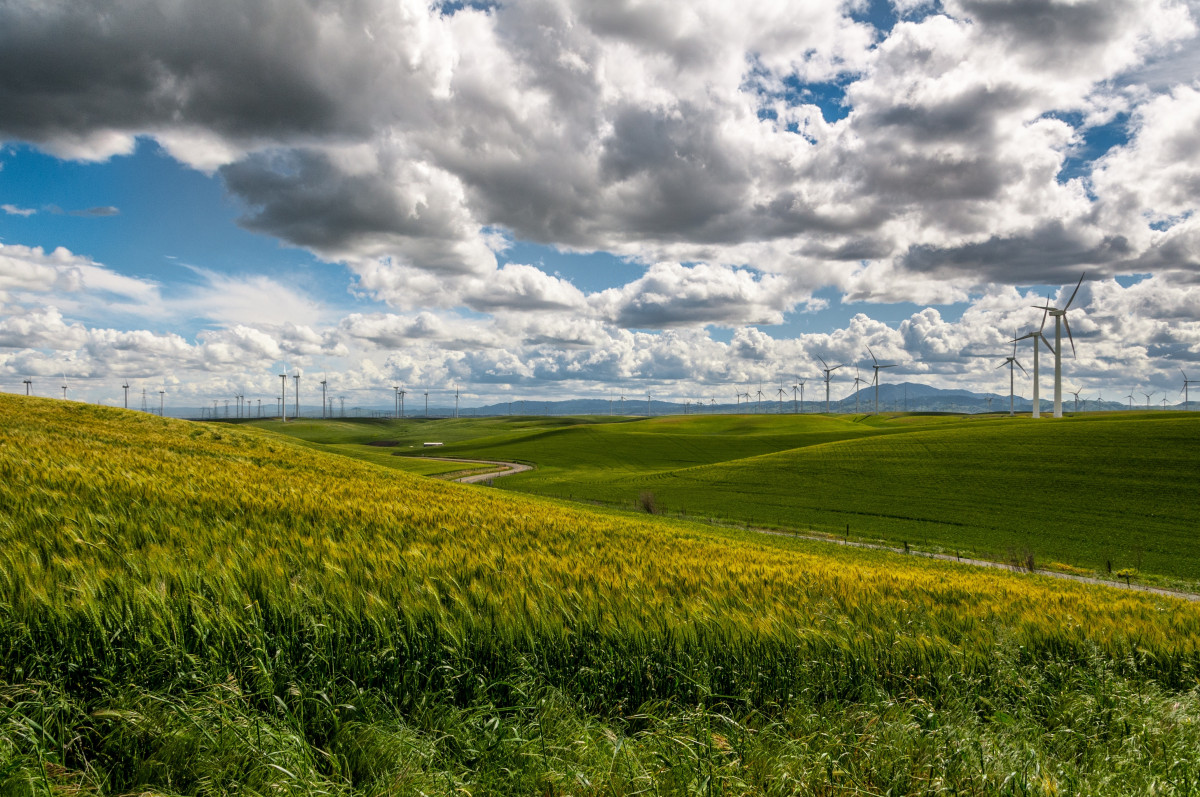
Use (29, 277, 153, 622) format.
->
(23, 378, 32, 396)
(776, 383, 786, 413)
(852, 367, 865, 414)
(1125, 392, 1134, 410)
(791, 382, 799, 413)
(398, 389, 406, 418)
(320, 376, 328, 419)
(1143, 390, 1155, 410)
(755, 385, 764, 414)
(1013, 308, 1054, 418)
(1069, 387, 1083, 413)
(455, 385, 460, 419)
(61, 374, 68, 400)
(122, 379, 130, 409)
(279, 372, 288, 422)
(1181, 370, 1198, 411)
(647, 392, 652, 417)
(997, 342, 1027, 416)
(292, 373, 300, 419)
(1033, 273, 1085, 418)
(866, 347, 896, 415)
(424, 391, 429, 417)
(158, 389, 165, 416)
(817, 356, 843, 413)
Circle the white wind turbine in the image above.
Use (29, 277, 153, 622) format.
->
(1033, 273, 1085, 418)
(795, 378, 807, 413)
(1143, 390, 1155, 410)
(279, 369, 289, 421)
(851, 367, 865, 414)
(455, 385, 460, 419)
(776, 382, 786, 413)
(122, 379, 130, 409)
(1069, 386, 1083, 413)
(997, 342, 1027, 416)
(817, 356, 843, 413)
(1013, 304, 1054, 418)
(866, 347, 896, 415)
(1181, 370, 1199, 411)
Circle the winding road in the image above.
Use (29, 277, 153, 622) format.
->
(420, 456, 534, 484)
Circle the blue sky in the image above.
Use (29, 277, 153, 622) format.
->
(1, 0, 1199, 411)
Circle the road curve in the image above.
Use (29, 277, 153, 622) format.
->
(418, 456, 534, 484)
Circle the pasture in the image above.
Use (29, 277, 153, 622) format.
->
(266, 411, 1200, 586)
(5, 395, 1200, 794)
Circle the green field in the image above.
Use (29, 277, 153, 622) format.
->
(259, 411, 1200, 586)
(9, 396, 1200, 794)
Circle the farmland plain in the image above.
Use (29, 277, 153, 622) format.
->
(5, 395, 1200, 794)
(262, 411, 1200, 587)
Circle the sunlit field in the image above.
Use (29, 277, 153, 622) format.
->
(4, 395, 1200, 794)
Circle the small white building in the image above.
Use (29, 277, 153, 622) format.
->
(423, 442, 444, 447)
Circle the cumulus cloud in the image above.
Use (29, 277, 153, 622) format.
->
(3, 0, 1200, 403)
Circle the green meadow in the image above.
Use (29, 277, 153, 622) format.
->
(259, 411, 1200, 586)
(5, 395, 1200, 794)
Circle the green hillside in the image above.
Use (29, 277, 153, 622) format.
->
(387, 412, 1200, 585)
(7, 395, 1200, 795)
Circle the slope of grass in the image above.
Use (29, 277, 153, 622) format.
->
(4, 396, 1200, 794)
(367, 411, 1200, 584)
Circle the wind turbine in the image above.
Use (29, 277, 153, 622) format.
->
(158, 389, 165, 416)
(1125, 392, 1134, 410)
(455, 385, 460, 419)
(755, 385, 764, 414)
(817, 356, 843, 413)
(1143, 390, 1155, 410)
(620, 395, 626, 414)
(1069, 387, 1083, 413)
(997, 342, 1027, 416)
(1182, 370, 1199, 411)
(392, 386, 400, 419)
(279, 371, 288, 422)
(61, 374, 68, 400)
(852, 367, 865, 414)
(1013, 306, 1054, 418)
(424, 391, 429, 417)
(791, 383, 800, 413)
(866, 347, 896, 415)
(398, 389, 406, 418)
(122, 379, 130, 409)
(647, 392, 652, 416)
(320, 376, 328, 419)
(293, 373, 300, 419)
(1033, 273, 1085, 418)
(776, 383, 786, 413)
(23, 378, 32, 396)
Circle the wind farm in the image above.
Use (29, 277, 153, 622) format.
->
(5, 1, 1200, 791)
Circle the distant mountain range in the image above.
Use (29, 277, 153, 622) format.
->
(174, 381, 1187, 419)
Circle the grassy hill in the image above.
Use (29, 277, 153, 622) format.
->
(4, 395, 1200, 794)
(338, 412, 1200, 586)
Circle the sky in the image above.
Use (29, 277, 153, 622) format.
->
(2, 0, 1200, 413)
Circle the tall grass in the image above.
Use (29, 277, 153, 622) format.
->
(2, 395, 1200, 794)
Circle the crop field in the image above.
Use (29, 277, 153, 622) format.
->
(6, 395, 1200, 794)
(296, 412, 1200, 587)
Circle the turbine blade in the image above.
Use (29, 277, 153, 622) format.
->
(1064, 272, 1085, 310)
(1015, 360, 1028, 375)
(1040, 335, 1055, 355)
(867, 346, 878, 365)
(1038, 298, 1049, 332)
(1063, 314, 1076, 358)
